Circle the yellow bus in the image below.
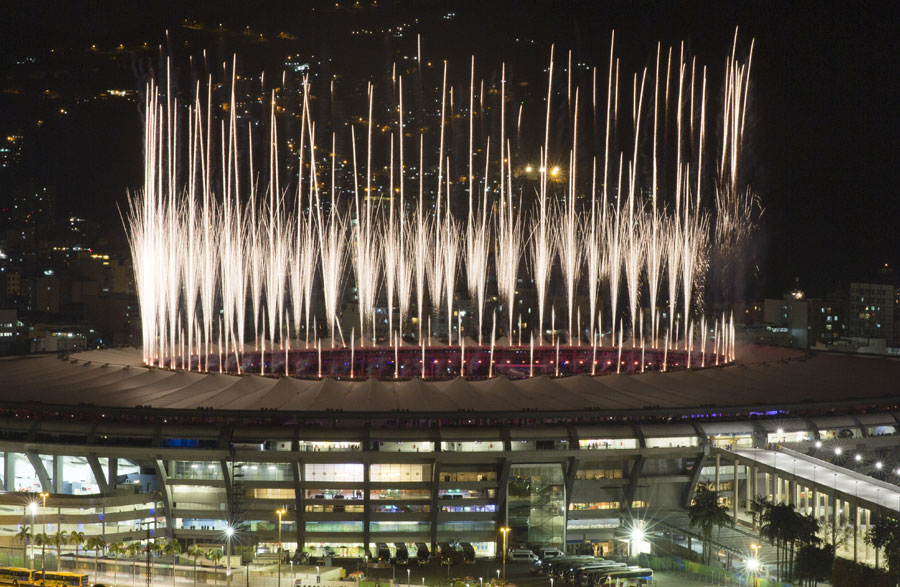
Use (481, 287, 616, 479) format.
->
(0, 567, 37, 585)
(33, 572, 90, 587)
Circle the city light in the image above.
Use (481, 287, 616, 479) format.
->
(834, 447, 842, 456)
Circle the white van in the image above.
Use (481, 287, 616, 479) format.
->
(539, 548, 565, 559)
(508, 550, 539, 563)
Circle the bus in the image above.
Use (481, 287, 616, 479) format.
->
(34, 572, 91, 587)
(0, 567, 36, 586)
(597, 568, 653, 585)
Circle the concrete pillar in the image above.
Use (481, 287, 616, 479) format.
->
(865, 508, 871, 562)
(812, 488, 819, 522)
(53, 456, 62, 493)
(733, 458, 739, 523)
(745, 464, 752, 511)
(831, 494, 837, 545)
(4, 452, 13, 491)
(715, 453, 720, 491)
(751, 466, 758, 501)
(852, 501, 858, 562)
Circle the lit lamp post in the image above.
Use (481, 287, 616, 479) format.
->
(29, 502, 37, 569)
(499, 527, 510, 584)
(277, 508, 286, 587)
(407, 568, 411, 586)
(40, 492, 48, 583)
(225, 526, 234, 587)
(749, 544, 760, 586)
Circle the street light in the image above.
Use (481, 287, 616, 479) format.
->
(40, 492, 48, 583)
(225, 526, 234, 587)
(276, 508, 287, 587)
(499, 527, 510, 583)
(29, 502, 37, 569)
(748, 544, 761, 587)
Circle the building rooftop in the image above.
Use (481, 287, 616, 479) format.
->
(0, 346, 898, 419)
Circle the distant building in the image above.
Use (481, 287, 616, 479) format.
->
(808, 296, 848, 347)
(848, 282, 894, 346)
(762, 294, 808, 349)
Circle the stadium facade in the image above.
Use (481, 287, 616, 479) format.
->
(0, 348, 899, 561)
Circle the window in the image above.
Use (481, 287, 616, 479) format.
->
(569, 502, 620, 510)
(370, 489, 431, 500)
(304, 463, 363, 482)
(579, 438, 638, 450)
(645, 436, 699, 448)
(172, 461, 222, 480)
(370, 464, 431, 483)
(237, 462, 293, 481)
(440, 471, 497, 482)
(305, 521, 364, 532)
(575, 467, 623, 480)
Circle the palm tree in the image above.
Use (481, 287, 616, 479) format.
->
(52, 530, 69, 571)
(186, 544, 204, 587)
(86, 536, 106, 581)
(34, 532, 50, 581)
(127, 542, 142, 587)
(69, 531, 86, 572)
(205, 548, 223, 587)
(110, 542, 125, 587)
(687, 485, 731, 565)
(760, 501, 797, 581)
(164, 539, 182, 587)
(15, 525, 32, 570)
(149, 539, 165, 585)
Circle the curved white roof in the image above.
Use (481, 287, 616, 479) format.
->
(1, 347, 899, 415)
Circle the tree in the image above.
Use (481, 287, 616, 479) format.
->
(186, 544, 204, 587)
(148, 539, 165, 586)
(794, 544, 833, 587)
(110, 542, 125, 587)
(34, 533, 50, 579)
(52, 530, 69, 571)
(164, 539, 182, 587)
(867, 515, 900, 586)
(127, 542, 142, 587)
(86, 536, 106, 580)
(205, 548, 223, 586)
(16, 525, 32, 570)
(69, 531, 86, 572)
(687, 485, 731, 565)
(759, 501, 793, 581)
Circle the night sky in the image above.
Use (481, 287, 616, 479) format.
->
(1, 0, 898, 298)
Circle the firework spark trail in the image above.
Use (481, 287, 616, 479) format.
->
(622, 180, 645, 347)
(395, 77, 413, 344)
(531, 47, 555, 345)
(495, 162, 523, 342)
(125, 34, 756, 377)
(442, 174, 460, 345)
(465, 58, 491, 345)
(317, 133, 349, 348)
(383, 134, 399, 345)
(556, 90, 583, 346)
(606, 155, 624, 348)
(413, 137, 429, 343)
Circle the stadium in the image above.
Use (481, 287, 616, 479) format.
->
(0, 344, 899, 576)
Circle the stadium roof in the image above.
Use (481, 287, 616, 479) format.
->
(1, 347, 899, 416)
